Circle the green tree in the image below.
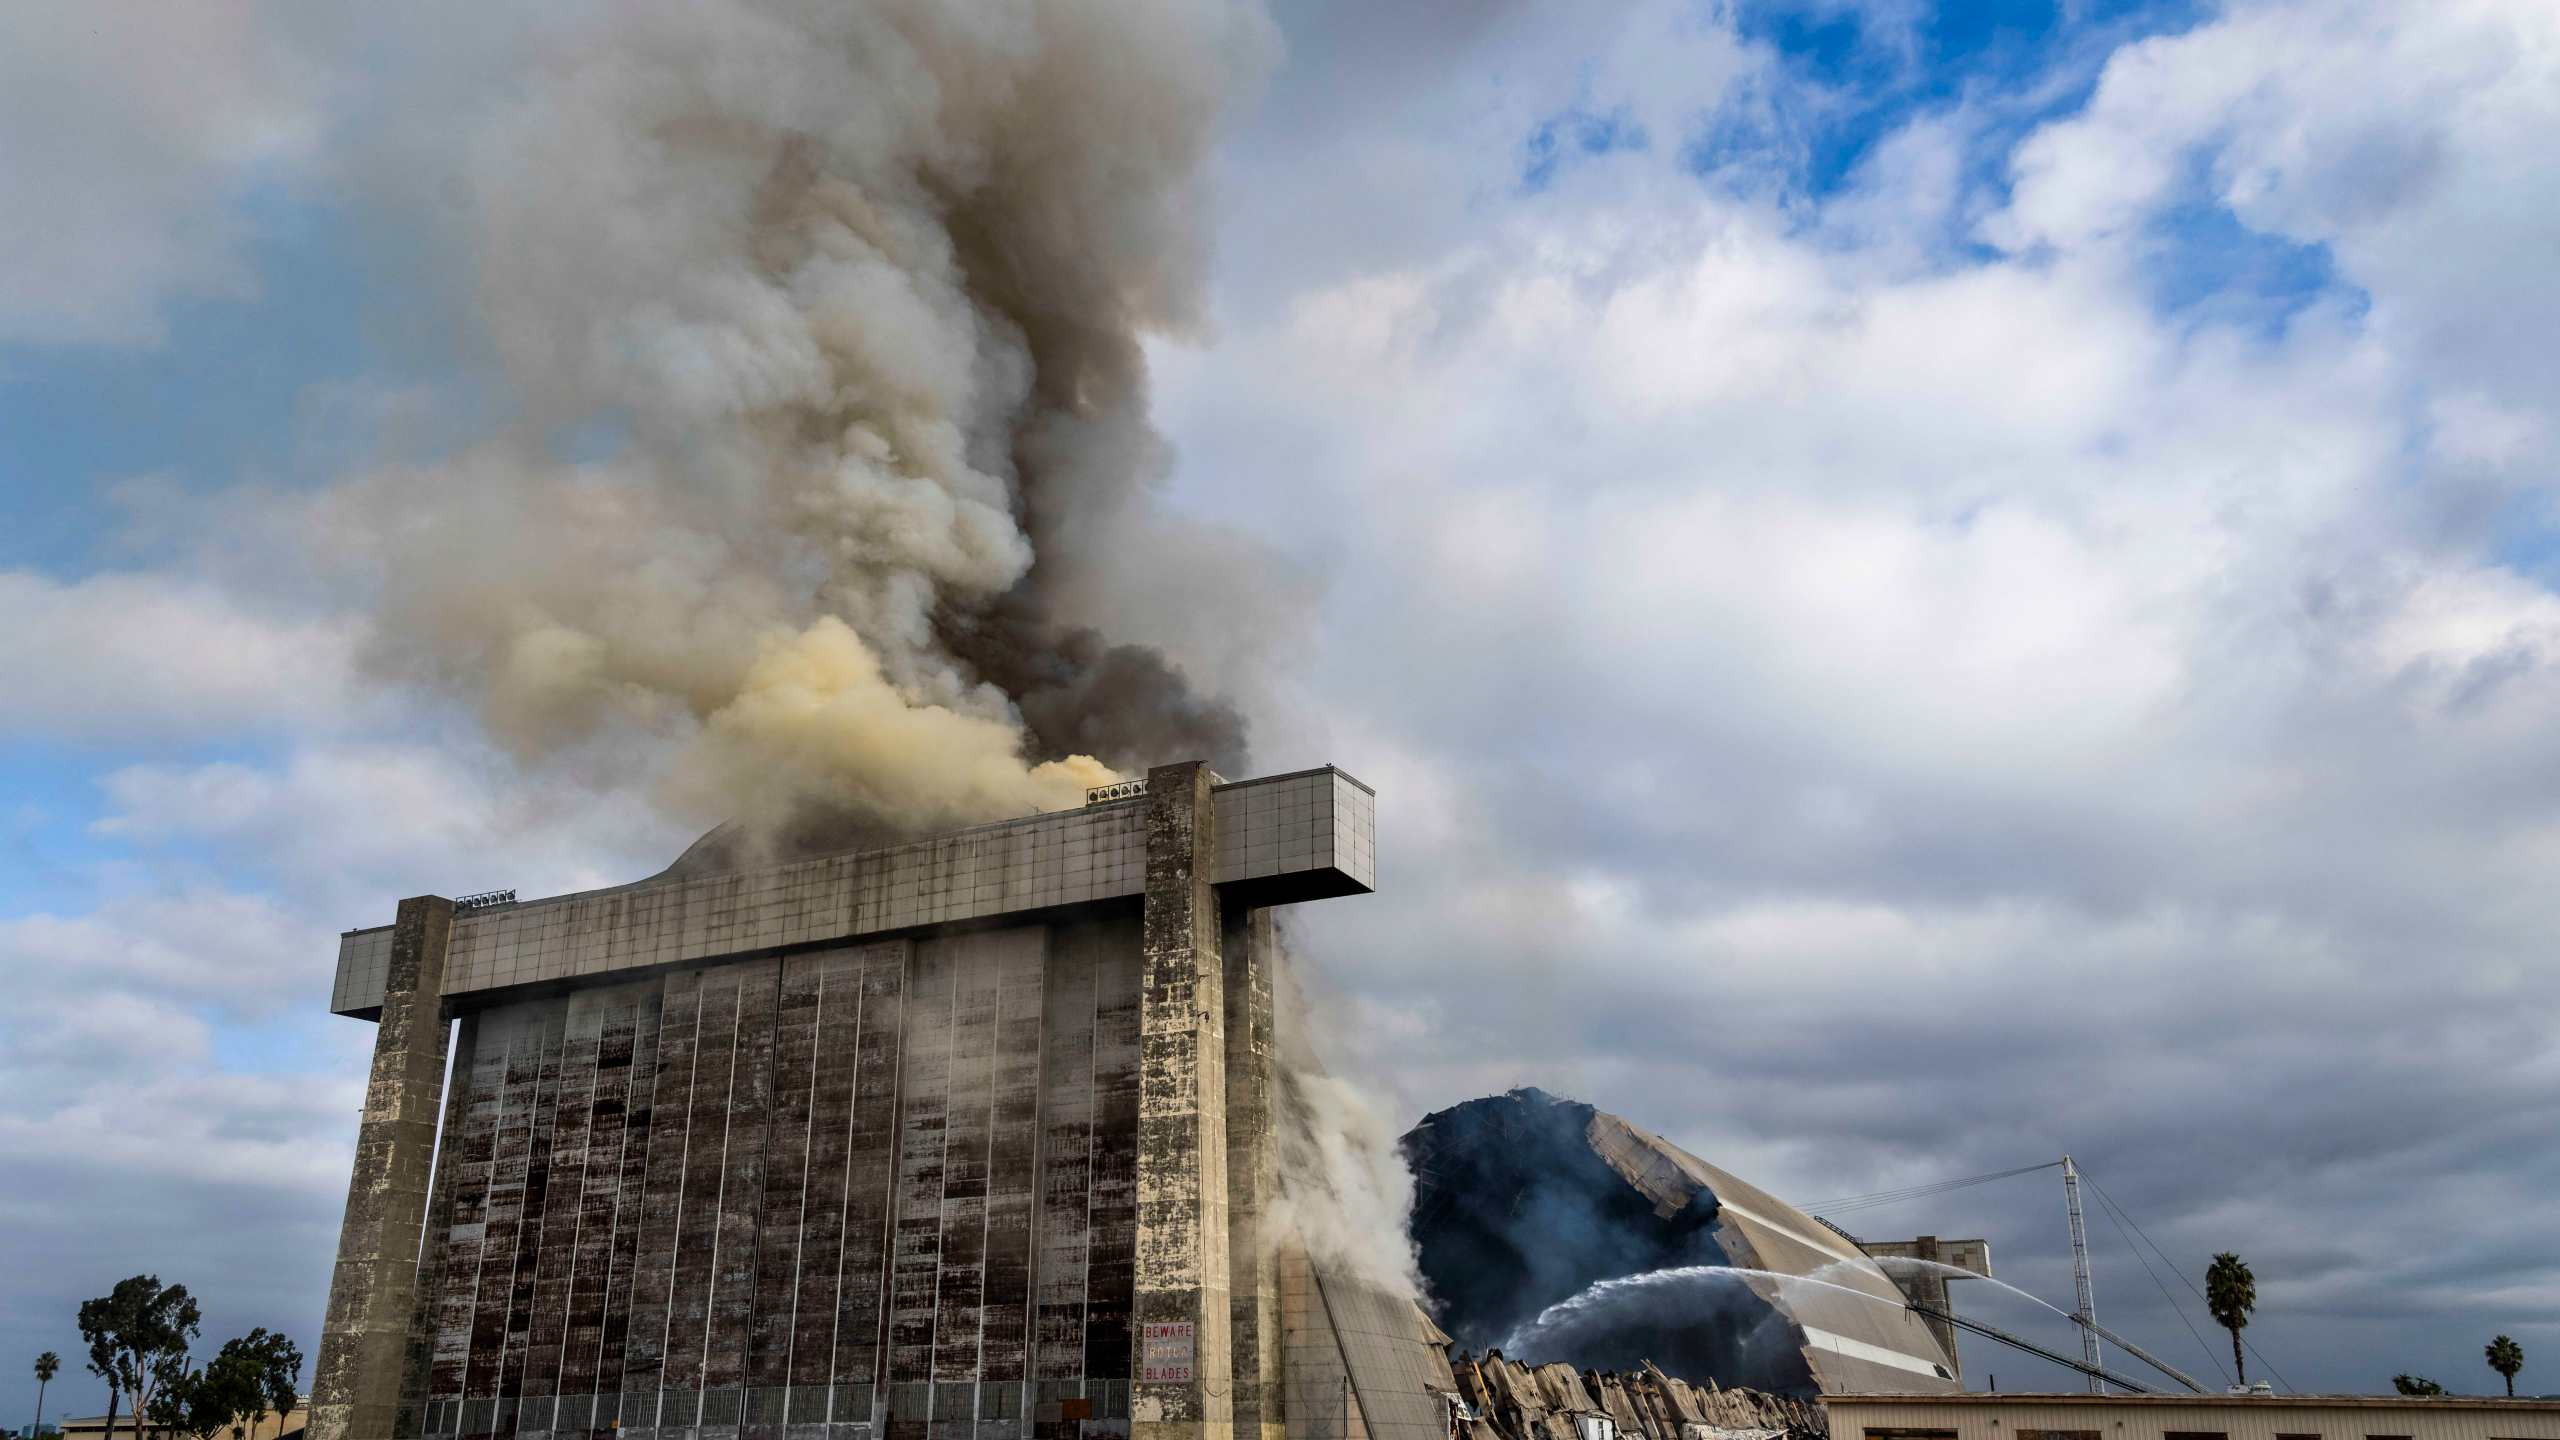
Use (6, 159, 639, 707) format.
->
(2392, 1374, 2443, 1396)
(2205, 1252, 2257, 1386)
(224, 1331, 301, 1440)
(150, 1345, 263, 1440)
(78, 1275, 200, 1440)
(33, 1351, 61, 1438)
(2487, 1335, 2525, 1398)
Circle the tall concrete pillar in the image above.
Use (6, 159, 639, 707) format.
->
(1223, 909, 1284, 1440)
(310, 895, 455, 1440)
(1133, 763, 1233, 1440)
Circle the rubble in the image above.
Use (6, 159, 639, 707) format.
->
(1448, 1351, 1826, 1440)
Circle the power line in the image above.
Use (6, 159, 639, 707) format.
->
(2086, 1174, 2233, 1386)
(2079, 1166, 2297, 1396)
(1805, 1160, 2064, 1216)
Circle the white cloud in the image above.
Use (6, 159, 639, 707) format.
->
(1174, 0, 2560, 1390)
(1991, 0, 2560, 423)
(0, 569, 365, 741)
(0, 890, 326, 1013)
(92, 740, 691, 921)
(0, 3, 335, 347)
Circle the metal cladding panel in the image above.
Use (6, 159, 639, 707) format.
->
(498, 1011, 568, 1432)
(979, 932, 1048, 1392)
(930, 935, 1003, 1406)
(557, 986, 644, 1404)
(329, 767, 1374, 1019)
(1311, 1266, 1458, 1440)
(661, 965, 744, 1405)
(409, 915, 1168, 1440)
(1081, 920, 1143, 1384)
(833, 942, 911, 1402)
(744, 948, 824, 1437)
(620, 970, 703, 1419)
(334, 925, 394, 1017)
(1030, 928, 1100, 1381)
(518, 995, 601, 1431)
(707, 960, 782, 1417)
(593, 982, 664, 1424)
(431, 1021, 507, 1403)
(889, 942, 957, 1391)
(776, 948, 864, 1413)
(465, 1012, 554, 1409)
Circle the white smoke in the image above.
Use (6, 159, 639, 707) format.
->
(323, 0, 1277, 842)
(1269, 937, 1427, 1298)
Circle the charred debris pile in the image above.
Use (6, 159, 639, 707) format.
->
(1450, 1351, 1824, 1440)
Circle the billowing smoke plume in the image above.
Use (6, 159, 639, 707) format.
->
(1269, 934, 1427, 1297)
(327, 0, 1272, 848)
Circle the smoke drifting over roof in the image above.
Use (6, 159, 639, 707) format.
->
(332, 0, 1275, 850)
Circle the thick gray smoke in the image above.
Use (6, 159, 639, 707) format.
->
(325, 0, 1275, 846)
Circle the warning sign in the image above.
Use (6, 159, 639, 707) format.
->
(1140, 1322, 1195, 1384)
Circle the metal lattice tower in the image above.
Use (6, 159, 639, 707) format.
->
(2061, 1154, 2103, 1392)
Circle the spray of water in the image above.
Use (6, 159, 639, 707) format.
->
(1501, 1263, 1911, 1355)
(1862, 1256, 2078, 1321)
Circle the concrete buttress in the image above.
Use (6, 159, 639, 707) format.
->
(1132, 762, 1234, 1440)
(311, 895, 455, 1440)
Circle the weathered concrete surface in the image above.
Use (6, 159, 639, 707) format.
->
(1132, 762, 1233, 1440)
(1223, 909, 1283, 1440)
(332, 768, 1374, 1020)
(311, 895, 455, 1440)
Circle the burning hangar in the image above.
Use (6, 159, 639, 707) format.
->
(305, 762, 1448, 1440)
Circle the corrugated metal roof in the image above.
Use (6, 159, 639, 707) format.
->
(1584, 1112, 1959, 1396)
(1316, 1265, 1460, 1440)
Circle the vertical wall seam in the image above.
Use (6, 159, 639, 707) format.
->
(1080, 933, 1101, 1394)
(493, 1019, 554, 1431)
(868, 942, 911, 1405)
(699, 971, 747, 1415)
(456, 1031, 507, 1411)
(654, 977, 706, 1432)
(1021, 927, 1049, 1419)
(824, 950, 868, 1419)
(544, 1007, 594, 1416)
(586, 996, 641, 1411)
(782, 956, 824, 1411)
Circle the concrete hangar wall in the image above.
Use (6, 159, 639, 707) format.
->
(305, 763, 1384, 1440)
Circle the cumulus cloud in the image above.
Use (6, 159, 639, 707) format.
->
(0, 569, 365, 741)
(1163, 0, 2560, 1393)
(0, 3, 334, 347)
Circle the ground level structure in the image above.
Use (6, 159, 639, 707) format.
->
(1825, 1391, 2560, 1440)
(306, 762, 1391, 1440)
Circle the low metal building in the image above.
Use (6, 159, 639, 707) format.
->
(1825, 1391, 2560, 1440)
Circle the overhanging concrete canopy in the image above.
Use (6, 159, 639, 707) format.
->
(330, 765, 1375, 1020)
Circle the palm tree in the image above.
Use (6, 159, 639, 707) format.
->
(33, 1351, 61, 1438)
(2206, 1252, 2257, 1386)
(2486, 1335, 2524, 1398)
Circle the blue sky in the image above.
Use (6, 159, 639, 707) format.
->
(9, 0, 2560, 1418)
